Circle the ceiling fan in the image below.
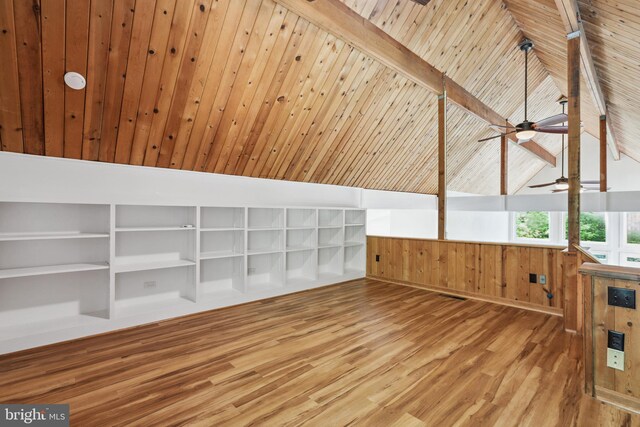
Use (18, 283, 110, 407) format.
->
(478, 40, 569, 144)
(528, 97, 601, 192)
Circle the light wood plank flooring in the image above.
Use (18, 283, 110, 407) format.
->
(1, 279, 638, 426)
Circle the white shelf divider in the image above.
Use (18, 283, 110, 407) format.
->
(0, 263, 110, 280)
(0, 232, 109, 241)
(113, 259, 196, 274)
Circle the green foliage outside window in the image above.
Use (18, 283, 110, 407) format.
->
(564, 212, 606, 243)
(627, 213, 640, 244)
(516, 211, 549, 239)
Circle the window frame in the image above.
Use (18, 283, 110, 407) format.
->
(621, 212, 640, 250)
(511, 211, 552, 243)
(560, 211, 609, 247)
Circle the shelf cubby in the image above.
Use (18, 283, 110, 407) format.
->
(318, 209, 343, 227)
(318, 246, 343, 279)
(115, 228, 196, 273)
(286, 249, 317, 286)
(200, 229, 244, 259)
(344, 244, 365, 274)
(116, 205, 196, 229)
(0, 269, 110, 341)
(344, 224, 365, 245)
(201, 207, 244, 230)
(287, 208, 316, 228)
(318, 226, 343, 247)
(248, 208, 284, 229)
(286, 228, 316, 251)
(345, 209, 366, 225)
(247, 229, 283, 254)
(246, 252, 284, 291)
(200, 257, 244, 299)
(114, 267, 196, 316)
(0, 202, 110, 236)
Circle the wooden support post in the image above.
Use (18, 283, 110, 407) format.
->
(600, 115, 607, 192)
(500, 122, 508, 196)
(564, 31, 581, 333)
(567, 32, 581, 252)
(438, 92, 447, 240)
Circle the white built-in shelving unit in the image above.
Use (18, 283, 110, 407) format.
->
(0, 203, 365, 354)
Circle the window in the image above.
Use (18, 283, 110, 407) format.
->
(621, 252, 640, 267)
(563, 212, 607, 244)
(515, 211, 550, 240)
(624, 212, 640, 245)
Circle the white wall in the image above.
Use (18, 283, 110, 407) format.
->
(446, 211, 510, 242)
(519, 132, 640, 194)
(0, 152, 361, 207)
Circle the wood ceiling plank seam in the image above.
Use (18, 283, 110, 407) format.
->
(416, 0, 493, 80)
(247, 30, 332, 177)
(284, 3, 420, 178)
(357, 94, 431, 189)
(127, 0, 179, 165)
(231, 16, 310, 175)
(301, 59, 385, 182)
(306, 64, 391, 183)
(346, 81, 430, 188)
(96, 0, 136, 163)
(188, 0, 268, 171)
(277, 48, 366, 180)
(209, 2, 291, 173)
(320, 72, 407, 184)
(80, 0, 116, 160)
(260, 36, 352, 179)
(221, 10, 301, 175)
(0, 0, 24, 152)
(112, 0, 176, 164)
(371, 93, 437, 189)
(270, 43, 360, 180)
(169, 2, 255, 170)
(284, 52, 374, 180)
(62, 0, 90, 159)
(327, 75, 413, 185)
(180, 0, 250, 170)
(387, 118, 438, 192)
(155, 0, 223, 168)
(237, 21, 323, 177)
(41, 0, 66, 157)
(13, 0, 46, 155)
(134, 0, 197, 166)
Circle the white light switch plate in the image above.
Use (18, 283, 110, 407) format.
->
(607, 348, 625, 371)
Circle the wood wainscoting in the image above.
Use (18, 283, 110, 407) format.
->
(366, 236, 565, 316)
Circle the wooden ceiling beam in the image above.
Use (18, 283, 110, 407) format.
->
(554, 0, 621, 160)
(274, 0, 556, 167)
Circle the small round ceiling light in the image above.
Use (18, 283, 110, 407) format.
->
(64, 72, 86, 90)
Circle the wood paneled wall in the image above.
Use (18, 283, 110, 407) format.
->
(582, 263, 640, 413)
(366, 236, 565, 315)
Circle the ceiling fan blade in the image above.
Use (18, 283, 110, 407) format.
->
(551, 189, 567, 193)
(534, 113, 568, 127)
(528, 182, 556, 188)
(536, 126, 568, 134)
(478, 130, 516, 143)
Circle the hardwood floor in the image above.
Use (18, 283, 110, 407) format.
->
(1, 278, 638, 426)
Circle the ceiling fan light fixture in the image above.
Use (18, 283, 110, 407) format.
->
(555, 182, 569, 191)
(516, 129, 536, 141)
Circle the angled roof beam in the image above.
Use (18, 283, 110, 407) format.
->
(274, 0, 556, 166)
(554, 0, 621, 160)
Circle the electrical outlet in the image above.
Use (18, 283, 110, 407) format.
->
(248, 267, 256, 274)
(607, 348, 625, 371)
(608, 287, 636, 309)
(143, 281, 157, 289)
(539, 274, 546, 285)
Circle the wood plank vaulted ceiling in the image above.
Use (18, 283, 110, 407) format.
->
(0, 0, 638, 195)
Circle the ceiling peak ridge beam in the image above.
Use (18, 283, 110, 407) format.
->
(554, 0, 620, 160)
(273, 0, 556, 167)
